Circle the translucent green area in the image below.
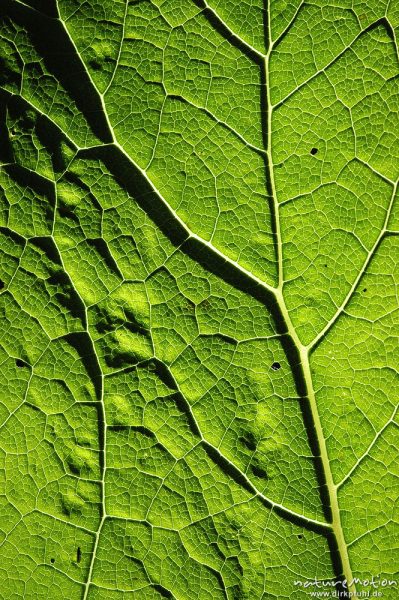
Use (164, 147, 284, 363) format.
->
(0, 0, 398, 598)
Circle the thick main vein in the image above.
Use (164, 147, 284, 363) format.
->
(265, 0, 356, 592)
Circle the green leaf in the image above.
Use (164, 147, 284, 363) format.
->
(0, 0, 398, 598)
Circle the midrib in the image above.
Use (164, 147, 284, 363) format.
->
(264, 3, 355, 590)
(301, 345, 356, 593)
(277, 292, 356, 594)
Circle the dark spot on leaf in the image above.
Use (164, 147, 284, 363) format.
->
(88, 59, 102, 71)
(310, 147, 318, 155)
(76, 547, 81, 563)
(297, 534, 303, 539)
(50, 558, 55, 564)
(271, 362, 281, 371)
(251, 464, 269, 479)
(0, 280, 4, 290)
(0, 56, 21, 88)
(363, 288, 367, 292)
(15, 359, 27, 368)
(20, 112, 36, 130)
(219, 333, 237, 345)
(153, 584, 173, 598)
(239, 431, 257, 451)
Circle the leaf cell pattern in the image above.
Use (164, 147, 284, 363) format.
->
(0, 0, 398, 598)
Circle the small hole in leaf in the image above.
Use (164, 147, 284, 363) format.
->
(15, 359, 26, 368)
(324, 264, 327, 268)
(271, 362, 281, 371)
(310, 147, 318, 155)
(0, 280, 4, 290)
(76, 547, 82, 563)
(50, 558, 55, 564)
(297, 534, 303, 539)
(363, 288, 367, 292)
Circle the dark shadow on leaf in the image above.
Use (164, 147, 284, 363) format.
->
(35, 113, 76, 173)
(0, 226, 26, 246)
(30, 236, 87, 325)
(239, 432, 257, 452)
(15, 358, 29, 368)
(19, 0, 58, 18)
(326, 534, 352, 598)
(145, 358, 202, 439)
(87, 238, 124, 280)
(1, 93, 75, 173)
(63, 332, 102, 401)
(152, 584, 174, 599)
(0, 92, 14, 163)
(0, 0, 112, 143)
(250, 464, 269, 480)
(90, 145, 186, 248)
(192, 0, 263, 64)
(2, 163, 55, 219)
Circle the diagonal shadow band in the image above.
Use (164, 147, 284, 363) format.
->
(0, 0, 112, 144)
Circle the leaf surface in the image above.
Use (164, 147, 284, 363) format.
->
(0, 0, 398, 598)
